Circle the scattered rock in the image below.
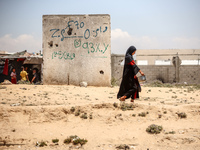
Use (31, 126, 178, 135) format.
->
(80, 82, 87, 87)
(158, 114, 162, 118)
(10, 103, 21, 106)
(115, 113, 122, 119)
(144, 97, 150, 101)
(172, 95, 178, 98)
(89, 113, 93, 119)
(165, 131, 175, 134)
(11, 129, 16, 132)
(20, 87, 27, 90)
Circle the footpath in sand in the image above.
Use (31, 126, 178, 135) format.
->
(0, 84, 200, 150)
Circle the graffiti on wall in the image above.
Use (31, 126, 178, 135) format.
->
(74, 39, 109, 54)
(49, 19, 109, 60)
(50, 20, 107, 41)
(52, 51, 75, 60)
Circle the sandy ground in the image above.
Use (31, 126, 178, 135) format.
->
(0, 84, 200, 150)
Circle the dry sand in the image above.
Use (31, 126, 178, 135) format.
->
(0, 84, 200, 150)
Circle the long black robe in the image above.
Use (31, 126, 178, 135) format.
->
(117, 46, 140, 99)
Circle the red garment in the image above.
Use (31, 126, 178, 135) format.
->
(17, 58, 25, 62)
(11, 78, 17, 84)
(11, 72, 17, 84)
(3, 59, 9, 75)
(128, 60, 135, 66)
(133, 90, 138, 99)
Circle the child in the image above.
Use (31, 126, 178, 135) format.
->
(30, 69, 39, 84)
(20, 66, 29, 81)
(10, 68, 17, 84)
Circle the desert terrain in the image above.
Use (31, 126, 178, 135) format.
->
(0, 83, 200, 150)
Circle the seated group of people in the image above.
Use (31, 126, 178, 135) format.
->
(10, 66, 39, 84)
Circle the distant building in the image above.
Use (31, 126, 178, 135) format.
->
(136, 49, 200, 65)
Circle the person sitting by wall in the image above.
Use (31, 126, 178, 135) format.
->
(10, 68, 17, 84)
(30, 69, 39, 84)
(20, 66, 29, 82)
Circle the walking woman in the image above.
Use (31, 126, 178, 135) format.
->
(117, 46, 145, 102)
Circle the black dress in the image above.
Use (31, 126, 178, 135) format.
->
(117, 46, 140, 100)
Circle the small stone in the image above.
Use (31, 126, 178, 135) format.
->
(12, 129, 16, 132)
(80, 82, 87, 87)
(10, 103, 21, 106)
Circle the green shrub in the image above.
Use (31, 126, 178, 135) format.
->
(36, 141, 47, 147)
(116, 144, 130, 149)
(138, 112, 147, 117)
(169, 131, 176, 134)
(70, 107, 75, 112)
(113, 102, 118, 108)
(64, 135, 87, 146)
(146, 124, 163, 134)
(52, 138, 59, 143)
(72, 138, 88, 146)
(120, 103, 134, 111)
(89, 113, 93, 119)
(163, 111, 167, 114)
(80, 113, 87, 119)
(172, 96, 177, 98)
(75, 110, 80, 116)
(177, 112, 187, 118)
(132, 114, 136, 117)
(64, 138, 72, 144)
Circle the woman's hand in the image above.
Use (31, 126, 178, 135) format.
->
(139, 70, 145, 76)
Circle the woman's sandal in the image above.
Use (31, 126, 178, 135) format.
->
(130, 99, 134, 102)
(119, 96, 126, 101)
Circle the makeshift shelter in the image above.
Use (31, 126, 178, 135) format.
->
(0, 50, 43, 83)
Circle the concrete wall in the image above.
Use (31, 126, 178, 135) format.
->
(111, 54, 200, 85)
(43, 14, 111, 86)
(111, 54, 124, 85)
(179, 66, 200, 84)
(136, 65, 175, 83)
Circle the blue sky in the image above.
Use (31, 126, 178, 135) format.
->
(0, 0, 200, 53)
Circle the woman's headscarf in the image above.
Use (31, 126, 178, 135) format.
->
(125, 46, 136, 64)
